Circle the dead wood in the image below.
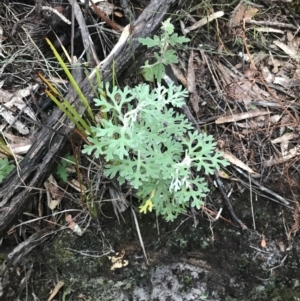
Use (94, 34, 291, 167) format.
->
(0, 0, 181, 238)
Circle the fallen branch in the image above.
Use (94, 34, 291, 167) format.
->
(214, 171, 248, 230)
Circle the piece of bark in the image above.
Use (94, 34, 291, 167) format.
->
(0, 0, 181, 238)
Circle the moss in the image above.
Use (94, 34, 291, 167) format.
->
(44, 230, 111, 285)
(287, 1, 300, 15)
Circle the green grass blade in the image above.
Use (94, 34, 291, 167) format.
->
(45, 38, 95, 122)
(46, 91, 91, 135)
(0, 137, 13, 157)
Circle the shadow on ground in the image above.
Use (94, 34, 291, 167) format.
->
(2, 188, 300, 301)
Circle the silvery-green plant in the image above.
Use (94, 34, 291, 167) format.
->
(83, 83, 228, 221)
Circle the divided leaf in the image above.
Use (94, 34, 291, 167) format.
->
(138, 35, 161, 48)
(83, 82, 228, 221)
